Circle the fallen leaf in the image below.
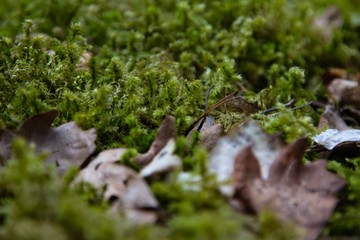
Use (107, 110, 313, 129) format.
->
(222, 96, 258, 114)
(186, 115, 224, 150)
(74, 152, 159, 224)
(313, 128, 360, 150)
(135, 115, 176, 167)
(322, 68, 349, 85)
(232, 138, 346, 240)
(200, 124, 224, 150)
(140, 139, 181, 178)
(327, 78, 358, 105)
(318, 106, 350, 131)
(0, 110, 96, 173)
(208, 120, 283, 196)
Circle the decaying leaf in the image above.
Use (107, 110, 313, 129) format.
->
(0, 110, 96, 173)
(318, 106, 350, 131)
(74, 151, 158, 224)
(187, 115, 224, 150)
(327, 79, 358, 103)
(232, 138, 346, 240)
(222, 96, 258, 114)
(208, 120, 283, 196)
(327, 79, 360, 108)
(200, 124, 224, 150)
(313, 128, 360, 150)
(135, 115, 176, 167)
(140, 139, 181, 178)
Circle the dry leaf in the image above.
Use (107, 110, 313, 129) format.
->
(232, 138, 346, 240)
(318, 106, 350, 131)
(0, 110, 96, 173)
(222, 96, 258, 114)
(208, 120, 283, 196)
(74, 152, 158, 224)
(200, 124, 223, 150)
(313, 128, 360, 150)
(326, 78, 360, 111)
(135, 115, 176, 167)
(140, 139, 181, 178)
(186, 115, 223, 150)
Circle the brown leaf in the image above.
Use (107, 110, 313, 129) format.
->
(0, 110, 96, 173)
(327, 78, 360, 108)
(74, 153, 158, 224)
(232, 138, 346, 240)
(318, 106, 350, 131)
(140, 139, 181, 178)
(248, 180, 338, 240)
(232, 147, 261, 212)
(135, 115, 176, 167)
(268, 138, 308, 185)
(208, 120, 283, 196)
(200, 124, 224, 150)
(222, 96, 258, 114)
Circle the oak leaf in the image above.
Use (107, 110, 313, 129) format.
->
(208, 120, 283, 196)
(232, 138, 346, 240)
(0, 110, 96, 173)
(74, 149, 159, 224)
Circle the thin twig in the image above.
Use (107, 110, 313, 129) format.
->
(186, 92, 237, 134)
(197, 85, 215, 131)
(267, 100, 314, 117)
(260, 98, 297, 115)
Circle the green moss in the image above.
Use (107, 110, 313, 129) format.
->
(326, 158, 360, 236)
(0, 0, 360, 238)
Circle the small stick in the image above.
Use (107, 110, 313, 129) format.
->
(197, 85, 214, 131)
(186, 92, 238, 134)
(260, 98, 297, 115)
(266, 100, 314, 117)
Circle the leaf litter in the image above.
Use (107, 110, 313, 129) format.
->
(0, 110, 349, 238)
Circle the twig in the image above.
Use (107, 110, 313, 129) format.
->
(197, 85, 214, 131)
(260, 98, 297, 115)
(186, 92, 238, 134)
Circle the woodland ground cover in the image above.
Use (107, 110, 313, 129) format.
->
(0, 0, 360, 239)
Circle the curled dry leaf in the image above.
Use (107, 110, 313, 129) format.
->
(313, 128, 360, 150)
(0, 110, 96, 173)
(318, 106, 350, 131)
(208, 120, 283, 197)
(74, 151, 158, 224)
(135, 115, 176, 167)
(140, 139, 181, 178)
(200, 124, 224, 150)
(187, 115, 224, 150)
(232, 138, 346, 240)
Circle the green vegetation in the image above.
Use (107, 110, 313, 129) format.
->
(0, 0, 359, 239)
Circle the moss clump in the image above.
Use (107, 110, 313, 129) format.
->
(0, 0, 360, 238)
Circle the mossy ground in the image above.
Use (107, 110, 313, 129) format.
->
(0, 0, 360, 239)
